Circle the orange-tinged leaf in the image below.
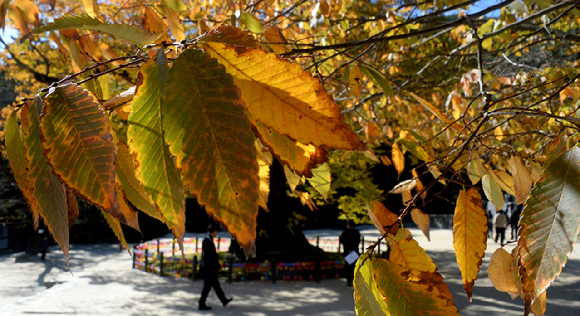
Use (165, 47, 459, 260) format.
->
(0, 0, 9, 30)
(199, 25, 259, 48)
(23, 98, 69, 260)
(528, 160, 543, 184)
(488, 248, 520, 299)
(391, 142, 404, 179)
(482, 173, 504, 210)
(349, 66, 364, 97)
(101, 209, 130, 253)
(203, 42, 365, 151)
(369, 256, 460, 315)
(116, 185, 140, 232)
(82, 0, 98, 18)
(127, 52, 185, 238)
(509, 156, 532, 205)
(264, 25, 289, 54)
(453, 188, 487, 301)
(162, 48, 258, 247)
(143, 6, 168, 43)
(165, 7, 185, 41)
(369, 201, 399, 236)
(66, 189, 79, 230)
(5, 108, 40, 228)
(406, 91, 463, 132)
(41, 83, 121, 220)
(517, 147, 580, 307)
(410, 208, 430, 241)
(8, 5, 30, 36)
(411, 169, 427, 201)
(253, 120, 328, 177)
(13, 0, 38, 24)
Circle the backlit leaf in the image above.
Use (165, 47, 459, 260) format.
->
(41, 83, 121, 220)
(162, 48, 259, 247)
(398, 138, 429, 162)
(370, 256, 460, 315)
(240, 12, 264, 34)
(453, 188, 487, 301)
(489, 169, 515, 197)
(5, 108, 39, 228)
(488, 248, 520, 299)
(482, 174, 504, 210)
(308, 163, 331, 200)
(349, 66, 363, 97)
(253, 120, 328, 177)
(0, 0, 9, 30)
(517, 147, 580, 307)
(23, 98, 69, 260)
(369, 201, 399, 236)
(101, 209, 130, 253)
(411, 169, 427, 201)
(391, 142, 404, 179)
(406, 91, 463, 132)
(354, 255, 389, 316)
(66, 189, 79, 230)
(264, 25, 289, 54)
(203, 42, 366, 151)
(199, 25, 259, 48)
(284, 165, 303, 193)
(82, 0, 98, 18)
(116, 185, 140, 232)
(467, 157, 487, 185)
(128, 52, 185, 238)
(410, 208, 430, 241)
(509, 156, 532, 205)
(166, 7, 185, 42)
(531, 291, 546, 316)
(34, 15, 160, 45)
(360, 65, 393, 97)
(389, 237, 437, 279)
(256, 141, 272, 211)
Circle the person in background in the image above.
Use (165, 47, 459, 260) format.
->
(486, 210, 494, 239)
(39, 227, 48, 261)
(198, 224, 233, 311)
(340, 220, 361, 287)
(510, 204, 522, 240)
(494, 210, 509, 245)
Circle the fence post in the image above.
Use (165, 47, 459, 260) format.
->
(271, 259, 277, 284)
(145, 248, 149, 272)
(195, 237, 199, 253)
(316, 236, 320, 248)
(361, 236, 365, 254)
(160, 252, 164, 277)
(157, 239, 160, 254)
(132, 245, 137, 269)
(217, 237, 221, 252)
(228, 256, 233, 283)
(172, 238, 176, 258)
(193, 256, 198, 281)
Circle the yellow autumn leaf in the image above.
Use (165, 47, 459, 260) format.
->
(203, 42, 366, 151)
(410, 208, 430, 241)
(488, 248, 520, 299)
(411, 169, 427, 201)
(531, 291, 546, 316)
(391, 142, 404, 179)
(489, 169, 515, 196)
(509, 156, 532, 205)
(389, 236, 437, 280)
(349, 65, 364, 97)
(453, 188, 488, 301)
(264, 25, 289, 54)
(467, 157, 487, 185)
(369, 201, 399, 236)
(482, 174, 504, 210)
(406, 91, 463, 132)
(166, 7, 185, 41)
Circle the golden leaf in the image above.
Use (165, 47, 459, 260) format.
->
(410, 208, 430, 241)
(482, 174, 504, 210)
(349, 65, 364, 97)
(453, 188, 488, 301)
(488, 248, 520, 299)
(391, 142, 404, 179)
(489, 169, 515, 196)
(509, 156, 532, 205)
(369, 201, 399, 236)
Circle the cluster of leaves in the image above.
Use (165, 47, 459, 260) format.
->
(3, 0, 580, 315)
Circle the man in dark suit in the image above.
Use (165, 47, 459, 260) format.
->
(198, 224, 233, 311)
(340, 220, 361, 287)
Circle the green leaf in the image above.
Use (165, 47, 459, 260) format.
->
(101, 209, 130, 253)
(398, 138, 429, 161)
(517, 147, 580, 306)
(23, 98, 69, 260)
(41, 83, 121, 220)
(308, 163, 331, 200)
(115, 143, 159, 220)
(360, 65, 394, 97)
(482, 173, 503, 210)
(240, 12, 264, 34)
(34, 15, 160, 45)
(162, 48, 259, 247)
(128, 51, 185, 238)
(5, 108, 39, 228)
(354, 257, 389, 316)
(283, 165, 302, 194)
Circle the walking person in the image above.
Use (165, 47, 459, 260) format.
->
(198, 224, 233, 311)
(340, 220, 361, 287)
(494, 210, 508, 245)
(510, 204, 522, 240)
